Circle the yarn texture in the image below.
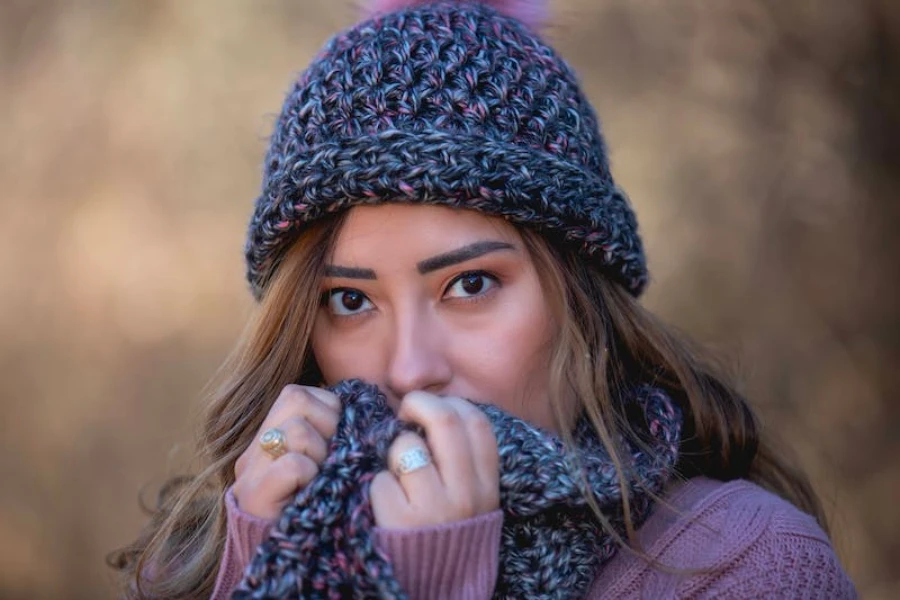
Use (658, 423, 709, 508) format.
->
(232, 379, 681, 599)
(367, 0, 549, 30)
(245, 1, 648, 300)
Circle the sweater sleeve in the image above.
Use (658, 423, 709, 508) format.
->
(691, 507, 858, 599)
(208, 488, 502, 600)
(210, 487, 275, 600)
(373, 509, 504, 600)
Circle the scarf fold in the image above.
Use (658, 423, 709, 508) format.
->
(233, 380, 681, 599)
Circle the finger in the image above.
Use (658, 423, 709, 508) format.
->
(397, 392, 478, 491)
(264, 385, 341, 440)
(386, 432, 443, 504)
(441, 398, 499, 495)
(369, 470, 411, 529)
(259, 453, 319, 506)
(276, 415, 329, 464)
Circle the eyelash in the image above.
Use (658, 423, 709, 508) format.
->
(321, 270, 500, 318)
(444, 270, 500, 303)
(320, 288, 373, 319)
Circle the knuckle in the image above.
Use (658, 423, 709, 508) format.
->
(434, 408, 463, 430)
(270, 386, 294, 413)
(281, 383, 304, 396)
(278, 384, 312, 408)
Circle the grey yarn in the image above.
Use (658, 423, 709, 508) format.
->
(234, 379, 681, 599)
(245, 1, 648, 300)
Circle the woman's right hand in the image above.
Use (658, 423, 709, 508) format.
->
(232, 384, 341, 520)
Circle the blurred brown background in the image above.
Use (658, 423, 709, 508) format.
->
(1, 1, 898, 598)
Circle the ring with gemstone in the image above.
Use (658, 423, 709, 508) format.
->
(259, 427, 288, 459)
(393, 447, 432, 476)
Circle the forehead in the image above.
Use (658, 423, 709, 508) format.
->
(331, 204, 521, 258)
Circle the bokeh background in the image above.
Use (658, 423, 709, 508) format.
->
(1, 1, 898, 598)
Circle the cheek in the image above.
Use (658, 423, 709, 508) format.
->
(311, 317, 379, 384)
(452, 297, 555, 423)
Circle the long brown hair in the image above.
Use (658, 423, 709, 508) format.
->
(110, 212, 826, 598)
(518, 230, 826, 536)
(109, 215, 345, 599)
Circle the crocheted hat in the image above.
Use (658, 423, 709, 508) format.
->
(245, 0, 647, 299)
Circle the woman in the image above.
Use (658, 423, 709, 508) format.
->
(111, 0, 857, 598)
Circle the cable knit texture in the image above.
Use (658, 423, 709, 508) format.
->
(213, 477, 856, 600)
(245, 0, 648, 300)
(230, 379, 680, 599)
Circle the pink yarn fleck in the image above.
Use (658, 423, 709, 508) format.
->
(366, 0, 548, 30)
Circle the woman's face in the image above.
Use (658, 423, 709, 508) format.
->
(311, 204, 559, 431)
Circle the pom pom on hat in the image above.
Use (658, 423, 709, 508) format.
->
(366, 0, 548, 30)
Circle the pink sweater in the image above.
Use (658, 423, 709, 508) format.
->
(212, 477, 856, 599)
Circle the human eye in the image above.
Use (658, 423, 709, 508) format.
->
(322, 288, 374, 316)
(444, 271, 499, 300)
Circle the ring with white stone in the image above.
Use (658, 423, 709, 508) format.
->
(393, 447, 432, 476)
(259, 427, 288, 459)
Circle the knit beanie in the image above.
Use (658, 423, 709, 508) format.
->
(245, 0, 648, 300)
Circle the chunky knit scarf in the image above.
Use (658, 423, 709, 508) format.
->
(233, 380, 681, 599)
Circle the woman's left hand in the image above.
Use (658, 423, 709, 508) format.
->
(370, 391, 500, 529)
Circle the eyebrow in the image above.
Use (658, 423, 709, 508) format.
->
(417, 240, 515, 274)
(323, 265, 377, 279)
(323, 240, 516, 280)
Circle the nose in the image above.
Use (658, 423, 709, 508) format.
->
(385, 305, 452, 399)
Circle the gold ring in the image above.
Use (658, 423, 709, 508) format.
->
(393, 447, 432, 476)
(259, 427, 288, 459)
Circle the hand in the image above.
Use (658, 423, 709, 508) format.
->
(370, 391, 500, 529)
(232, 384, 341, 520)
